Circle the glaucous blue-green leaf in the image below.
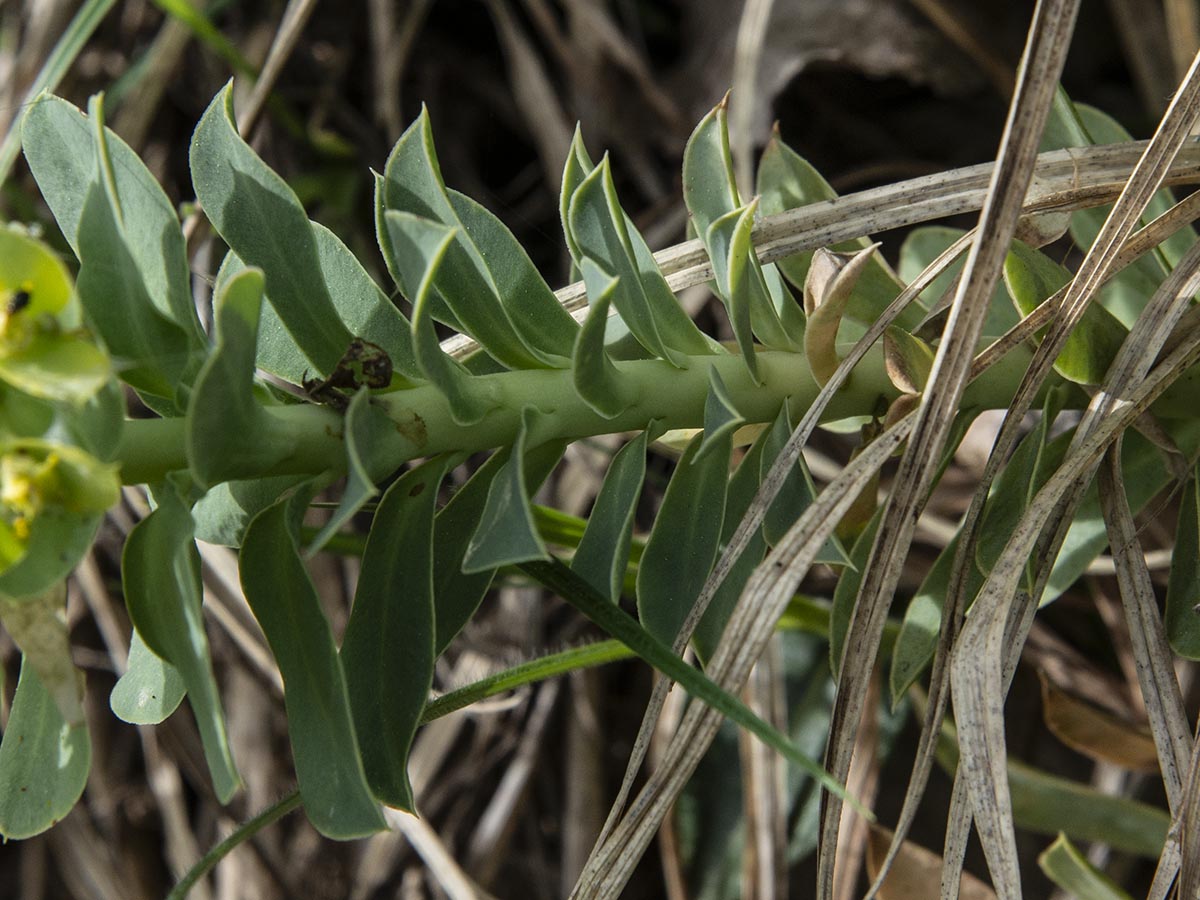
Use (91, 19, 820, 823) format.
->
(1041, 88, 1186, 326)
(568, 157, 719, 367)
(637, 431, 730, 646)
(386, 211, 552, 370)
(561, 126, 597, 265)
(899, 225, 1019, 341)
(0, 582, 83, 724)
(380, 109, 576, 363)
(830, 512, 882, 675)
(240, 487, 385, 838)
(756, 133, 914, 329)
(1038, 833, 1134, 900)
(1004, 239, 1127, 385)
(110, 630, 186, 725)
(685, 101, 802, 360)
(448, 189, 578, 359)
(433, 439, 565, 652)
(190, 474, 307, 547)
(246, 222, 421, 385)
(573, 259, 629, 417)
(693, 411, 777, 662)
(305, 388, 398, 556)
(21, 94, 205, 340)
(74, 178, 197, 404)
(1167, 468, 1200, 659)
(191, 82, 352, 376)
(705, 206, 760, 381)
(186, 267, 279, 488)
(69, 380, 125, 461)
(682, 98, 741, 240)
(123, 479, 240, 802)
(0, 659, 91, 839)
(760, 409, 849, 564)
(572, 430, 649, 603)
(725, 200, 806, 351)
(696, 367, 745, 463)
(463, 409, 553, 572)
(384, 211, 499, 425)
(342, 455, 450, 810)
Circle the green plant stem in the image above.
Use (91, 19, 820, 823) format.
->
(419, 639, 634, 722)
(166, 790, 303, 900)
(117, 342, 1039, 486)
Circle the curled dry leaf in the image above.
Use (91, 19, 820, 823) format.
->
(803, 244, 880, 386)
(1038, 670, 1160, 773)
(866, 824, 997, 900)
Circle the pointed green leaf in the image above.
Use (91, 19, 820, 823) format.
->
(572, 430, 649, 602)
(1041, 88, 1190, 325)
(568, 158, 718, 366)
(384, 211, 499, 424)
(573, 259, 630, 417)
(524, 557, 856, 805)
(724, 200, 805, 351)
(190, 474, 308, 547)
(0, 659, 91, 840)
(682, 98, 740, 240)
(830, 511, 882, 675)
(387, 212, 550, 369)
(110, 630, 186, 725)
(637, 431, 730, 646)
(433, 440, 565, 652)
(0, 582, 84, 724)
(1167, 467, 1200, 659)
(561, 126, 597, 265)
(191, 83, 353, 375)
(21, 94, 205, 341)
(305, 388, 397, 556)
(249, 222, 420, 384)
(74, 178, 198, 404)
(1038, 834, 1134, 900)
(463, 409, 553, 572)
(239, 487, 385, 838)
(757, 133, 912, 328)
(693, 410, 779, 662)
(448, 189, 578, 359)
(380, 109, 576, 363)
(898, 226, 1018, 340)
(186, 267, 280, 488)
(123, 480, 240, 802)
(342, 456, 450, 810)
(696, 367, 745, 463)
(760, 408, 849, 564)
(705, 206, 760, 381)
(1003, 239, 1128, 385)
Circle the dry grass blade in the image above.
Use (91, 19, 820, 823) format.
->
(815, 2, 1081, 898)
(569, 417, 914, 900)
(1096, 442, 1191, 805)
(583, 227, 973, 865)
(443, 140, 1200, 361)
(893, 41, 1200, 900)
(951, 317, 1200, 899)
(1175, 728, 1200, 899)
